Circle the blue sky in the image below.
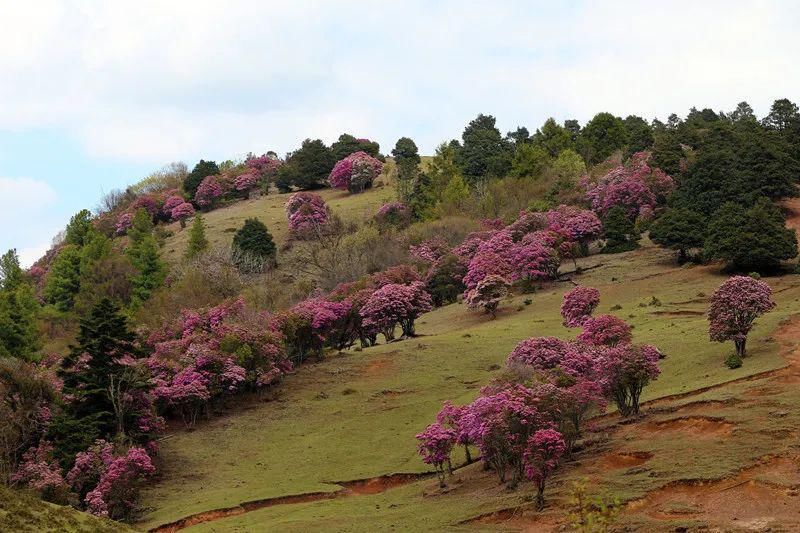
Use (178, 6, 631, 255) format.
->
(1, 0, 799, 265)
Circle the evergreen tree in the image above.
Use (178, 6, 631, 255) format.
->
(649, 208, 707, 262)
(186, 215, 209, 259)
(458, 114, 513, 184)
(232, 218, 277, 269)
(705, 198, 797, 271)
(623, 115, 654, 156)
(276, 139, 335, 191)
(331, 133, 381, 161)
(579, 112, 628, 164)
(183, 159, 220, 199)
(63, 209, 93, 247)
(510, 143, 550, 178)
(392, 137, 420, 202)
(44, 245, 83, 311)
(126, 209, 165, 306)
(0, 249, 23, 292)
(52, 299, 146, 460)
(602, 206, 639, 253)
(0, 281, 40, 360)
(440, 174, 471, 213)
(533, 118, 572, 157)
(763, 98, 799, 132)
(408, 172, 437, 221)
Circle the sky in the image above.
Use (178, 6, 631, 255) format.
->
(1, 0, 798, 266)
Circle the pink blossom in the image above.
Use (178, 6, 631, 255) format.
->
(360, 282, 432, 340)
(170, 202, 195, 222)
(285, 192, 330, 235)
(561, 286, 600, 327)
(709, 276, 775, 357)
(329, 151, 383, 193)
(194, 175, 223, 208)
(115, 213, 133, 235)
(577, 314, 632, 347)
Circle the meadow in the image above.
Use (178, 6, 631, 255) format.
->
(137, 239, 800, 531)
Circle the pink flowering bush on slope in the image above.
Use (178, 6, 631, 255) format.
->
(464, 274, 510, 318)
(374, 202, 411, 229)
(523, 429, 566, 509)
(415, 423, 456, 487)
(360, 282, 432, 341)
(582, 151, 674, 219)
(328, 151, 383, 193)
(561, 286, 600, 327)
(709, 276, 775, 358)
(601, 344, 661, 416)
(194, 175, 223, 208)
(285, 192, 330, 236)
(577, 314, 632, 347)
(170, 202, 195, 227)
(11, 441, 69, 503)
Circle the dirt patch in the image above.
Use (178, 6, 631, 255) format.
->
(639, 416, 734, 439)
(649, 310, 704, 317)
(625, 456, 800, 530)
(463, 507, 564, 532)
(337, 473, 429, 495)
(599, 451, 654, 469)
(364, 356, 394, 378)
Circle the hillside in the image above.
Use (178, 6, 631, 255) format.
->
(0, 485, 130, 533)
(137, 239, 800, 532)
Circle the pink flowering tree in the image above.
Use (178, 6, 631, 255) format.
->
(374, 202, 411, 229)
(328, 151, 383, 193)
(465, 274, 510, 318)
(83, 446, 156, 519)
(463, 250, 514, 290)
(234, 172, 259, 195)
(194, 175, 223, 208)
(600, 344, 661, 416)
(115, 213, 134, 236)
(410, 236, 450, 264)
(11, 441, 69, 503)
(546, 205, 603, 253)
(709, 276, 776, 358)
(277, 297, 351, 362)
(523, 429, 566, 509)
(577, 314, 632, 347)
(162, 195, 185, 217)
(170, 202, 195, 228)
(506, 336, 571, 370)
(246, 153, 282, 180)
(436, 401, 474, 463)
(415, 422, 457, 487)
(511, 239, 561, 284)
(560, 286, 600, 327)
(360, 282, 432, 340)
(285, 192, 330, 237)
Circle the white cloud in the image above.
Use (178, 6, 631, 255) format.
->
(0, 177, 60, 266)
(0, 0, 798, 163)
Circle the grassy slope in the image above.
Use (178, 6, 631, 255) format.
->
(160, 183, 396, 263)
(0, 486, 131, 533)
(137, 236, 800, 531)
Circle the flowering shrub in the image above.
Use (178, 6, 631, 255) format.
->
(463, 250, 514, 290)
(464, 275, 510, 318)
(234, 172, 259, 193)
(546, 205, 603, 246)
(328, 151, 383, 193)
(410, 236, 450, 264)
(415, 423, 456, 487)
(523, 429, 566, 509)
(246, 154, 282, 179)
(600, 344, 661, 416)
(360, 282, 432, 340)
(84, 446, 156, 519)
(577, 314, 632, 347)
(511, 239, 560, 282)
(709, 276, 775, 357)
(115, 213, 133, 236)
(582, 152, 674, 219)
(477, 230, 515, 256)
(11, 441, 69, 503)
(194, 175, 223, 208)
(506, 211, 548, 240)
(147, 299, 288, 426)
(170, 202, 195, 226)
(285, 192, 330, 236)
(162, 195, 185, 216)
(436, 401, 474, 463)
(374, 202, 411, 229)
(561, 286, 600, 327)
(277, 298, 351, 362)
(507, 336, 571, 370)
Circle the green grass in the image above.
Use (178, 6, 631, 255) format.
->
(0, 485, 130, 533)
(136, 242, 800, 531)
(160, 184, 396, 263)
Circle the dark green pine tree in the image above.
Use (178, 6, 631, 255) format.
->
(126, 209, 166, 306)
(51, 299, 141, 461)
(649, 208, 707, 263)
(602, 206, 639, 253)
(232, 218, 277, 269)
(183, 159, 219, 199)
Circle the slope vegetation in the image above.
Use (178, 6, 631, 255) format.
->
(137, 240, 800, 531)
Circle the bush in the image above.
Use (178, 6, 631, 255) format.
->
(232, 219, 277, 270)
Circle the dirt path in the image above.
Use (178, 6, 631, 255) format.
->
(148, 472, 434, 532)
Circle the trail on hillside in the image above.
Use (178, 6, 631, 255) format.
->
(149, 472, 435, 532)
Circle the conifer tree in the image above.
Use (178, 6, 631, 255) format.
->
(186, 215, 209, 259)
(126, 209, 165, 305)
